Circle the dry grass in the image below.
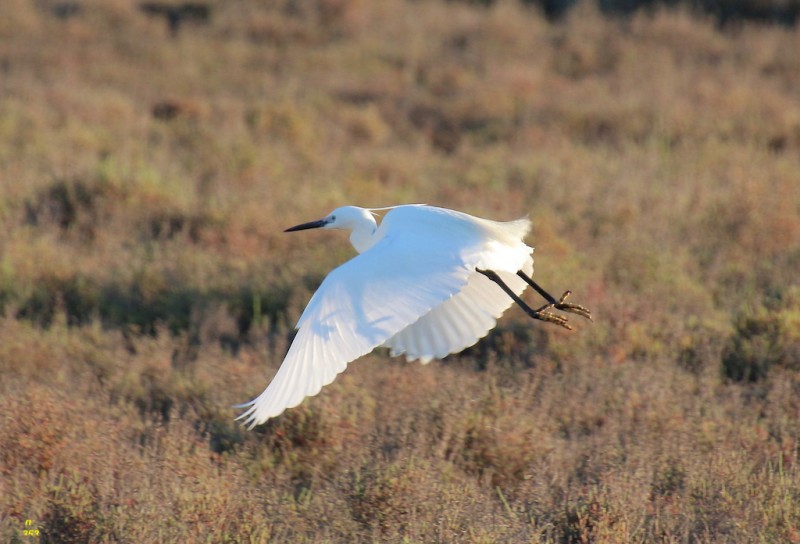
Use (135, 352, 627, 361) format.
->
(2, 0, 800, 542)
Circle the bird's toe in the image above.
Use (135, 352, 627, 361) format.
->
(554, 291, 593, 321)
(536, 310, 573, 331)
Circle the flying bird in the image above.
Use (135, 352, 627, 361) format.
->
(236, 205, 590, 428)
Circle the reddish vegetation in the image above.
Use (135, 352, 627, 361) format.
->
(1, 0, 799, 541)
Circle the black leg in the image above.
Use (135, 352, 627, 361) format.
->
(516, 271, 557, 304)
(516, 270, 592, 321)
(476, 269, 572, 330)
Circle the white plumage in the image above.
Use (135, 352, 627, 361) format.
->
(236, 204, 572, 429)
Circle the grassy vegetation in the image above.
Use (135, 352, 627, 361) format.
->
(2, 0, 800, 541)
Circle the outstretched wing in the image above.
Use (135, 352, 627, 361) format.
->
(382, 209, 533, 363)
(236, 226, 482, 428)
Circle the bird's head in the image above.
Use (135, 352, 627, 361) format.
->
(285, 206, 375, 233)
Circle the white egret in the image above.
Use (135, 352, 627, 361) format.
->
(236, 205, 590, 428)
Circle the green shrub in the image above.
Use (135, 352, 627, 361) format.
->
(722, 290, 800, 382)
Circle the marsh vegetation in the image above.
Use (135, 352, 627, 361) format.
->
(1, 0, 799, 541)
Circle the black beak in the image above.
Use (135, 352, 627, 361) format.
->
(284, 219, 328, 232)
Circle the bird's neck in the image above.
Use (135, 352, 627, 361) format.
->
(349, 215, 378, 254)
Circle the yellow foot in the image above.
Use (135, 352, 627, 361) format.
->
(534, 307, 573, 331)
(554, 291, 593, 321)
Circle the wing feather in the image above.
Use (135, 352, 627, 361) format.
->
(383, 257, 533, 363)
(236, 228, 482, 428)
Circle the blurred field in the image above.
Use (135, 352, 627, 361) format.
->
(2, 0, 800, 542)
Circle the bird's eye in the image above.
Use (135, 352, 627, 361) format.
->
(330, 215, 336, 221)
